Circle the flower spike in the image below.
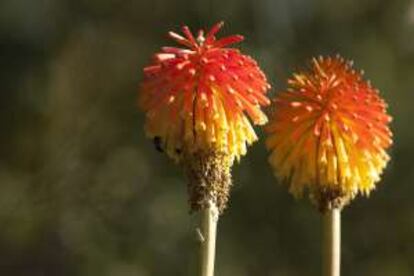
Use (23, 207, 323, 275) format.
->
(139, 22, 270, 212)
(265, 56, 392, 211)
(139, 23, 271, 276)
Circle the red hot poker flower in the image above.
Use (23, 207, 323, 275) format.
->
(140, 22, 271, 162)
(265, 56, 393, 210)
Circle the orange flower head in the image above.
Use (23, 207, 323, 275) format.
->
(140, 22, 271, 162)
(265, 56, 393, 210)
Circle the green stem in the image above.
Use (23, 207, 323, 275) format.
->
(323, 208, 341, 276)
(199, 200, 219, 276)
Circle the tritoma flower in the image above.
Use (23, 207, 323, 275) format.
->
(140, 22, 270, 212)
(265, 56, 392, 211)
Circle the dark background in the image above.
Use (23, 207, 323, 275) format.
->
(1, 0, 413, 275)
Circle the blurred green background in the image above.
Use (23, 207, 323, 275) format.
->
(1, 0, 413, 275)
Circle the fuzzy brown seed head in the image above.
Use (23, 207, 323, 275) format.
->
(183, 149, 233, 214)
(310, 185, 353, 212)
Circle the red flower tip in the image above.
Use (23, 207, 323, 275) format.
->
(166, 22, 244, 52)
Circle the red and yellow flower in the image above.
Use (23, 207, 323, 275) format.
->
(265, 56, 392, 209)
(140, 22, 271, 162)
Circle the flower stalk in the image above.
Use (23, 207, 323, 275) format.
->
(323, 208, 341, 276)
(139, 22, 270, 276)
(265, 56, 392, 276)
(199, 200, 219, 276)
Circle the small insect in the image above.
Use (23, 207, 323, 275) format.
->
(153, 136, 163, 153)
